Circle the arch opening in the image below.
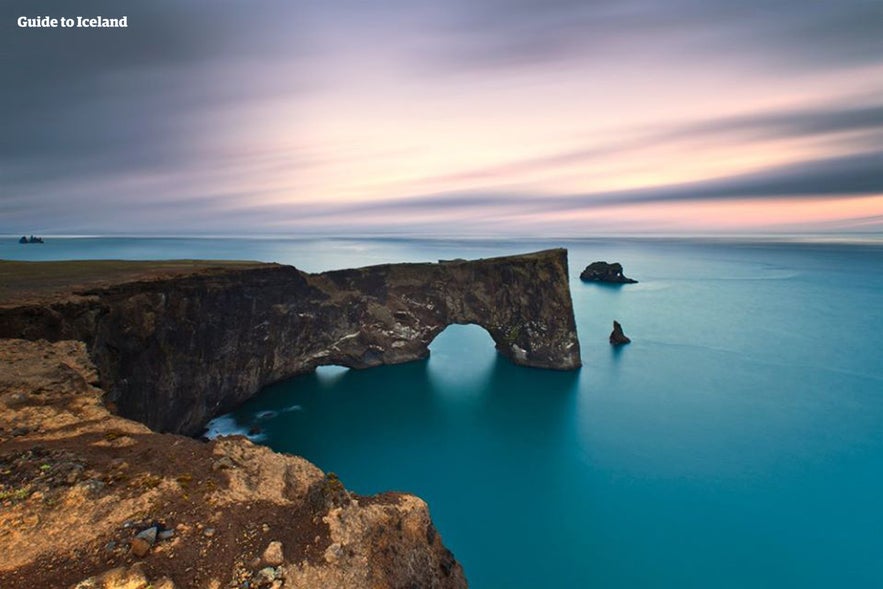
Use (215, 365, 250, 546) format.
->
(427, 324, 499, 385)
(314, 364, 350, 385)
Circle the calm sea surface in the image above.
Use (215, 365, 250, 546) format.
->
(4, 236, 883, 588)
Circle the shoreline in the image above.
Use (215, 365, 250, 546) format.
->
(0, 338, 464, 588)
(1, 250, 581, 587)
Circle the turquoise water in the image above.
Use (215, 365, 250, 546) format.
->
(5, 236, 883, 587)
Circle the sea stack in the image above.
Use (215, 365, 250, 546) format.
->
(609, 320, 631, 345)
(580, 261, 637, 283)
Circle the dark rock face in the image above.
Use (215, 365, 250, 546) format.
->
(609, 320, 631, 345)
(580, 261, 637, 283)
(0, 249, 581, 435)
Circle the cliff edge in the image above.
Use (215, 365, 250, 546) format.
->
(0, 249, 581, 435)
(0, 339, 464, 589)
(0, 249, 583, 588)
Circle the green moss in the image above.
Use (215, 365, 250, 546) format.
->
(0, 487, 31, 501)
(325, 472, 345, 495)
(504, 324, 522, 344)
(307, 472, 350, 511)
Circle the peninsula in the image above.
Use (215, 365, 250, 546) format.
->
(0, 249, 581, 588)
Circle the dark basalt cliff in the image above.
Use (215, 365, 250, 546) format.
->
(0, 249, 581, 436)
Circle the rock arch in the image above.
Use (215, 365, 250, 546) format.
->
(1, 249, 581, 434)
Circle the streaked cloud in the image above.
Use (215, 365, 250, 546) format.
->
(1, 0, 882, 235)
(279, 149, 883, 219)
(426, 0, 883, 72)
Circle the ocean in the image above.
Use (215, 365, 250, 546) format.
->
(4, 236, 883, 588)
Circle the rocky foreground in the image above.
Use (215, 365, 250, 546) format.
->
(0, 339, 464, 588)
(0, 250, 583, 588)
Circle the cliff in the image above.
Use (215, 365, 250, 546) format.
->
(0, 249, 582, 588)
(0, 339, 464, 589)
(0, 249, 581, 435)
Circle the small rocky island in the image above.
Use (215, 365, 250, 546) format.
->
(609, 320, 631, 345)
(580, 261, 637, 283)
(18, 235, 44, 244)
(0, 249, 582, 588)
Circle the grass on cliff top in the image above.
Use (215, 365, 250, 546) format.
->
(0, 259, 268, 306)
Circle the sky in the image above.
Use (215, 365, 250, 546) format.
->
(2, 0, 883, 236)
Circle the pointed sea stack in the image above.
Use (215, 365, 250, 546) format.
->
(609, 320, 631, 345)
(580, 261, 637, 283)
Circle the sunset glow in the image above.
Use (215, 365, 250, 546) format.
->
(3, 0, 883, 235)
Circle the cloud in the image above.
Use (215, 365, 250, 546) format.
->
(577, 150, 883, 205)
(0, 0, 310, 198)
(823, 213, 883, 230)
(670, 102, 883, 142)
(397, 100, 883, 190)
(6, 148, 882, 235)
(2, 1, 882, 236)
(424, 0, 883, 73)
(295, 149, 883, 220)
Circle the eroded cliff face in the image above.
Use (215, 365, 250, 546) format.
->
(0, 249, 582, 588)
(0, 249, 581, 435)
(0, 339, 465, 589)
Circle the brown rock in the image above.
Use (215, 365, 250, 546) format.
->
(262, 541, 284, 566)
(211, 456, 235, 471)
(324, 542, 343, 563)
(73, 563, 176, 588)
(130, 537, 151, 558)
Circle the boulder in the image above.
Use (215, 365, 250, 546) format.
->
(263, 541, 284, 566)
